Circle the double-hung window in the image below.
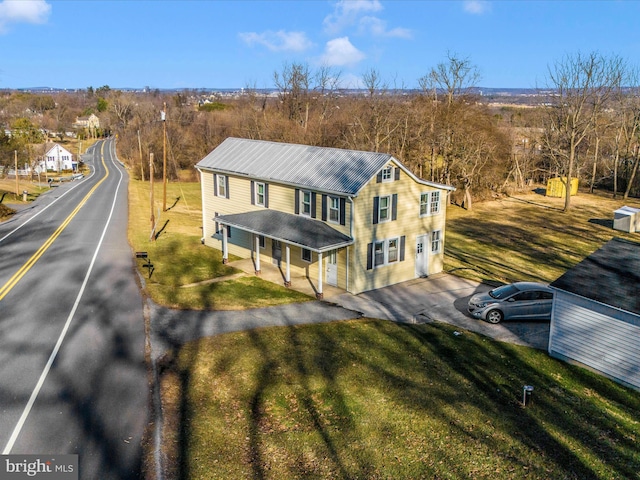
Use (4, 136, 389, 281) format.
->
(255, 182, 266, 206)
(217, 174, 227, 198)
(429, 191, 441, 214)
(431, 230, 442, 253)
(420, 191, 441, 216)
(381, 166, 394, 182)
(373, 237, 401, 267)
(302, 248, 312, 262)
(378, 195, 391, 223)
(301, 191, 312, 216)
(329, 196, 340, 223)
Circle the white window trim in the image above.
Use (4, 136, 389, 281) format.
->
(255, 181, 266, 207)
(373, 236, 400, 268)
(301, 190, 312, 217)
(430, 191, 441, 215)
(378, 195, 392, 223)
(420, 191, 441, 217)
(217, 174, 227, 198)
(328, 196, 340, 224)
(431, 230, 442, 253)
(381, 165, 394, 182)
(301, 248, 312, 263)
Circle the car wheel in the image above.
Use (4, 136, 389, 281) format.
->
(486, 309, 503, 324)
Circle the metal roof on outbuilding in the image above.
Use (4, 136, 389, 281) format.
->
(196, 137, 453, 196)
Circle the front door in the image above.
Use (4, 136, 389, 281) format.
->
(272, 240, 282, 266)
(415, 234, 429, 277)
(326, 250, 338, 286)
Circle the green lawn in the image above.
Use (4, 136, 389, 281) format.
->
(161, 319, 640, 480)
(444, 190, 640, 285)
(136, 180, 640, 479)
(128, 179, 311, 309)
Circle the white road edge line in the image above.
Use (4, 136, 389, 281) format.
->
(2, 142, 124, 454)
(0, 152, 98, 244)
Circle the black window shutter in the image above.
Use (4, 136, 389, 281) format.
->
(372, 196, 379, 224)
(264, 184, 269, 208)
(227, 226, 231, 238)
(295, 189, 300, 214)
(311, 192, 317, 218)
(366, 243, 373, 270)
(339, 198, 346, 226)
(321, 194, 327, 221)
(214, 211, 219, 234)
(394, 167, 400, 181)
(399, 236, 405, 261)
(225, 176, 230, 199)
(213, 174, 218, 196)
(250, 181, 255, 205)
(392, 194, 398, 221)
(376, 171, 383, 183)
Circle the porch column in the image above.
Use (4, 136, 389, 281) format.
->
(284, 244, 291, 287)
(221, 225, 229, 264)
(254, 235, 261, 275)
(316, 251, 323, 300)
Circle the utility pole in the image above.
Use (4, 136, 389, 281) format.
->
(137, 130, 144, 181)
(150, 152, 155, 241)
(162, 103, 167, 211)
(14, 150, 19, 197)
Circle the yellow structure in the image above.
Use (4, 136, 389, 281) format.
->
(196, 138, 455, 297)
(546, 177, 579, 198)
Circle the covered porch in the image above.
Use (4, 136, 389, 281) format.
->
(215, 210, 353, 299)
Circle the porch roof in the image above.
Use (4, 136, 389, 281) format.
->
(215, 210, 353, 253)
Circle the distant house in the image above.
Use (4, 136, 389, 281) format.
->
(73, 113, 100, 130)
(195, 137, 455, 298)
(549, 237, 640, 391)
(40, 144, 76, 172)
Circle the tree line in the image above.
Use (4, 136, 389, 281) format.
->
(1, 52, 639, 210)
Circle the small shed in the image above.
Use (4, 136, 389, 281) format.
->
(549, 238, 640, 391)
(613, 206, 640, 233)
(546, 177, 579, 198)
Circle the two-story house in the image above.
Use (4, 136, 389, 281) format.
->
(195, 138, 455, 298)
(41, 143, 76, 172)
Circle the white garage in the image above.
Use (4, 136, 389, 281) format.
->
(549, 238, 640, 391)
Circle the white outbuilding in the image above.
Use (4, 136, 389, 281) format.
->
(613, 206, 640, 233)
(548, 238, 640, 391)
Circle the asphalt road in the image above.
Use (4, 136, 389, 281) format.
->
(0, 139, 148, 479)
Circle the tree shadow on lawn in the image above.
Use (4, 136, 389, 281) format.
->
(168, 320, 639, 479)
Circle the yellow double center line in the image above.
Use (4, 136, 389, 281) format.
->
(0, 142, 109, 302)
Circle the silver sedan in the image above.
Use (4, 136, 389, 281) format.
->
(467, 282, 554, 324)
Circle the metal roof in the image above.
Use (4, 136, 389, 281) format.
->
(550, 237, 640, 316)
(196, 137, 453, 196)
(215, 210, 353, 252)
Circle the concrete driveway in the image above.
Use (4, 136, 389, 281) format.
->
(326, 273, 550, 350)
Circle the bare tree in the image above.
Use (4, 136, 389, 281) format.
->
(541, 52, 625, 211)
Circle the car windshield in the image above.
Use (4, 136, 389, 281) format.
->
(489, 284, 520, 299)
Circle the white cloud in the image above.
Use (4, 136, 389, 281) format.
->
(324, 0, 383, 35)
(320, 37, 366, 67)
(0, 0, 51, 32)
(239, 30, 313, 52)
(464, 1, 491, 15)
(359, 16, 411, 38)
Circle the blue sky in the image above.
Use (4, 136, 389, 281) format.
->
(0, 0, 638, 90)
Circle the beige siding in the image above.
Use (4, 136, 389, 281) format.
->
(201, 161, 450, 295)
(200, 169, 353, 290)
(349, 161, 448, 294)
